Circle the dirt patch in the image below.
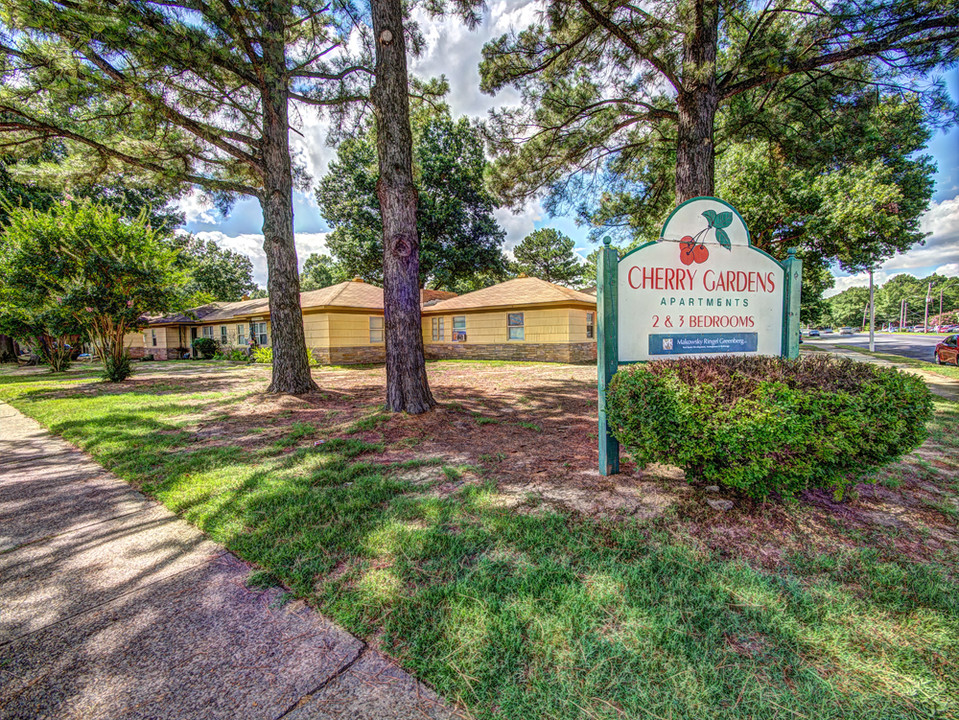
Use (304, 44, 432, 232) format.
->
(12, 359, 956, 572)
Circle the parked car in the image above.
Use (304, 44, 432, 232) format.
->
(839, 327, 855, 335)
(935, 335, 959, 365)
(808, 329, 820, 337)
(822, 327, 834, 334)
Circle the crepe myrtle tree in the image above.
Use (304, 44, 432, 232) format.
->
(0, 306, 81, 372)
(480, 0, 959, 207)
(0, 201, 186, 380)
(0, 0, 374, 393)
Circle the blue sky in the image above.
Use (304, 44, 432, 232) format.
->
(182, 5, 958, 295)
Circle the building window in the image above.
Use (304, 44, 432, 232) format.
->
(586, 312, 594, 339)
(431, 317, 445, 341)
(237, 324, 247, 346)
(220, 325, 228, 344)
(252, 322, 269, 346)
(151, 329, 157, 347)
(452, 316, 466, 342)
(508, 312, 525, 341)
(201, 325, 215, 339)
(370, 316, 384, 343)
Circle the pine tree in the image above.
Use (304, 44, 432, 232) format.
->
(0, 1, 370, 393)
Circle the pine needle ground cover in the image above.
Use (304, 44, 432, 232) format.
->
(1, 361, 956, 719)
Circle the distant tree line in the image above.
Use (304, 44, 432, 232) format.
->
(825, 274, 959, 328)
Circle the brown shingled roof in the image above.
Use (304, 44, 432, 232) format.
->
(300, 279, 383, 310)
(421, 277, 596, 313)
(421, 289, 458, 304)
(146, 280, 384, 326)
(146, 297, 269, 325)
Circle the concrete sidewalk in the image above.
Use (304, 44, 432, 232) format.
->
(0, 401, 457, 720)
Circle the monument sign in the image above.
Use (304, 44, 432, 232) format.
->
(597, 197, 802, 475)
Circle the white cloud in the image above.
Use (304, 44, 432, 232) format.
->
(409, 1, 540, 118)
(495, 199, 544, 256)
(936, 262, 959, 276)
(175, 191, 216, 224)
(825, 195, 959, 296)
(194, 231, 329, 287)
(881, 196, 959, 271)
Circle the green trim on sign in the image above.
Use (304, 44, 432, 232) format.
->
(616, 240, 661, 263)
(781, 249, 803, 359)
(617, 196, 786, 270)
(597, 238, 620, 476)
(660, 196, 752, 245)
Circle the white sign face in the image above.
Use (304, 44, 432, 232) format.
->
(617, 198, 784, 362)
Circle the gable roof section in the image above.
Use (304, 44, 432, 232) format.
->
(146, 297, 269, 325)
(422, 277, 596, 313)
(146, 280, 384, 326)
(300, 279, 384, 311)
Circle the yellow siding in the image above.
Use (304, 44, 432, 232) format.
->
(422, 308, 582, 345)
(125, 332, 144, 349)
(329, 312, 384, 348)
(303, 313, 331, 349)
(568, 309, 596, 343)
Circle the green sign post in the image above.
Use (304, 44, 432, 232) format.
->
(597, 197, 802, 476)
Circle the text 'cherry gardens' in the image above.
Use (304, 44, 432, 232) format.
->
(614, 197, 788, 362)
(596, 196, 803, 476)
(626, 266, 778, 294)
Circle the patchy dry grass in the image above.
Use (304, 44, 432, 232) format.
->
(1, 359, 957, 719)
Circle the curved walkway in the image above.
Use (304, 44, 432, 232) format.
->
(0, 401, 457, 720)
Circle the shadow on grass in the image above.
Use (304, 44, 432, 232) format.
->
(1, 367, 957, 719)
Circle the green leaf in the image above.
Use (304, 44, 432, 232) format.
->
(715, 228, 731, 250)
(714, 211, 733, 229)
(702, 209, 717, 226)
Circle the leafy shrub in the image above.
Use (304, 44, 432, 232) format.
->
(192, 337, 218, 358)
(606, 355, 933, 499)
(252, 346, 321, 367)
(214, 347, 249, 362)
(101, 353, 133, 382)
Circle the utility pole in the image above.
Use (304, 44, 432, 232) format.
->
(939, 287, 944, 331)
(869, 268, 875, 351)
(924, 281, 931, 333)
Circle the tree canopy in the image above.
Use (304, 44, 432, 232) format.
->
(171, 234, 258, 303)
(480, 0, 956, 204)
(300, 253, 348, 291)
(317, 103, 507, 290)
(512, 228, 586, 287)
(828, 273, 959, 328)
(0, 0, 373, 392)
(0, 200, 185, 377)
(1, 153, 184, 232)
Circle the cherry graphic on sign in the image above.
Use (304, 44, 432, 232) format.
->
(677, 209, 734, 264)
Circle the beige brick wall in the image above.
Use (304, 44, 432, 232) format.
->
(425, 341, 596, 364)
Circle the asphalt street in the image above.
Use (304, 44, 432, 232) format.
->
(806, 332, 947, 362)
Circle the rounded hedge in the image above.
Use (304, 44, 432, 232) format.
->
(606, 355, 933, 499)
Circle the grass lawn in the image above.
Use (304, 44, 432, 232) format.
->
(831, 344, 959, 383)
(1, 360, 957, 719)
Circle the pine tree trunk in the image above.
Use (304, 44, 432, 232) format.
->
(370, 0, 435, 414)
(260, 5, 318, 395)
(675, 0, 719, 203)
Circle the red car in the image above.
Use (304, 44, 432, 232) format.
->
(935, 335, 959, 365)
